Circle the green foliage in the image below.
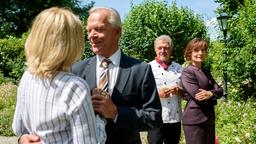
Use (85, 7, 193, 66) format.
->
(83, 39, 95, 59)
(0, 83, 17, 136)
(0, 72, 13, 84)
(0, 0, 94, 38)
(215, 99, 256, 143)
(207, 41, 225, 83)
(0, 35, 27, 83)
(212, 0, 256, 100)
(214, 0, 245, 15)
(121, 0, 207, 63)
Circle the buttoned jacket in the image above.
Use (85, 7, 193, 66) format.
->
(181, 64, 223, 125)
(149, 60, 182, 123)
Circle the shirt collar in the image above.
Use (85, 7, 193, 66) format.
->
(96, 49, 121, 67)
(155, 57, 172, 70)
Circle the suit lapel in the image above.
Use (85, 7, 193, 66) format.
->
(112, 54, 131, 97)
(85, 57, 97, 90)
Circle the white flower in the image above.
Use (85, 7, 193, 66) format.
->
(245, 133, 250, 138)
(234, 137, 242, 143)
(243, 113, 248, 117)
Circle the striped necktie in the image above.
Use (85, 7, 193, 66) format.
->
(98, 59, 111, 92)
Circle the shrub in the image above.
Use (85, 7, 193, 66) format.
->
(0, 72, 13, 84)
(211, 0, 256, 101)
(0, 35, 26, 83)
(0, 83, 16, 136)
(215, 99, 256, 143)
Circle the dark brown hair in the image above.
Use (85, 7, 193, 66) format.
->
(184, 38, 208, 61)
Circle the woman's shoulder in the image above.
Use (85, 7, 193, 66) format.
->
(182, 64, 195, 73)
(56, 72, 89, 90)
(181, 65, 199, 81)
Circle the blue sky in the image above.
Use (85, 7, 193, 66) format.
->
(85, 0, 220, 21)
(83, 0, 220, 39)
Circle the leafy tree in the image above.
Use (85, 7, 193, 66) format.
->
(0, 0, 94, 38)
(120, 0, 207, 63)
(212, 0, 256, 100)
(214, 0, 245, 15)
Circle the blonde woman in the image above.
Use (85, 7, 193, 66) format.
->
(12, 7, 97, 144)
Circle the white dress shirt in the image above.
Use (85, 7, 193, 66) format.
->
(94, 49, 121, 143)
(149, 60, 183, 123)
(96, 49, 121, 96)
(12, 71, 98, 144)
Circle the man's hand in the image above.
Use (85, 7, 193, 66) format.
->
(195, 89, 213, 101)
(19, 134, 40, 144)
(158, 87, 171, 98)
(92, 88, 117, 119)
(169, 85, 183, 96)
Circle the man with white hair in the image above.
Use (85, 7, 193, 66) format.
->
(148, 35, 183, 144)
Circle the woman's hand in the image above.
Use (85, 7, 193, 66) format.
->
(195, 89, 213, 101)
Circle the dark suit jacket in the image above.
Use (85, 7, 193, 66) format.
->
(71, 53, 162, 144)
(181, 64, 223, 125)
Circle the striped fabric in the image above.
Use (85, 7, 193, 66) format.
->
(12, 71, 98, 144)
(98, 59, 111, 92)
(96, 58, 111, 144)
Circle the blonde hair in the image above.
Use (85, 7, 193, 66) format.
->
(89, 7, 121, 28)
(25, 7, 84, 79)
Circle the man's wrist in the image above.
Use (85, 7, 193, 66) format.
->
(112, 107, 118, 123)
(113, 113, 118, 123)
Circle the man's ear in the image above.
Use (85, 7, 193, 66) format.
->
(115, 27, 122, 37)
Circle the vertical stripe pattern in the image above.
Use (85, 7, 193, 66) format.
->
(12, 71, 98, 144)
(96, 58, 110, 143)
(98, 59, 111, 92)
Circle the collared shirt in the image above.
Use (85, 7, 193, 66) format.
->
(96, 49, 121, 96)
(149, 60, 183, 123)
(12, 71, 98, 144)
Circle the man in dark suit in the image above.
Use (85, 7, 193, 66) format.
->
(72, 7, 162, 144)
